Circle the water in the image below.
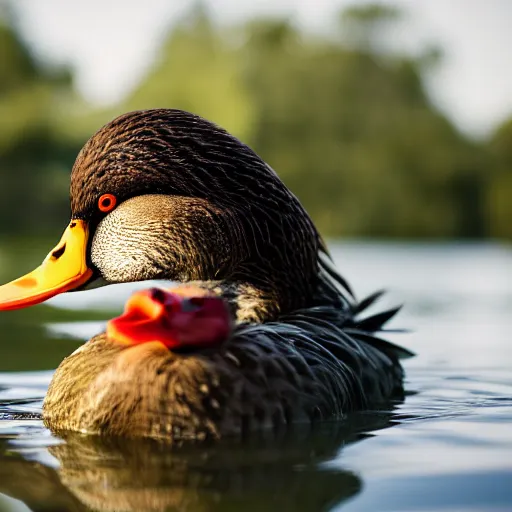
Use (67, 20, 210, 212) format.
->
(0, 241, 511, 512)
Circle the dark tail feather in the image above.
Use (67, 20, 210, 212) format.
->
(315, 246, 413, 360)
(351, 292, 413, 359)
(355, 306, 402, 333)
(353, 290, 385, 315)
(345, 329, 414, 359)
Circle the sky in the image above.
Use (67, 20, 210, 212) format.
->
(11, 0, 512, 139)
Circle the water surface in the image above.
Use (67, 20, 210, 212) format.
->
(0, 241, 511, 512)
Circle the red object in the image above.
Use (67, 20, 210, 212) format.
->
(107, 288, 231, 350)
(98, 193, 117, 213)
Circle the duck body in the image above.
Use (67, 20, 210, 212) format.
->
(0, 109, 411, 440)
(43, 291, 405, 441)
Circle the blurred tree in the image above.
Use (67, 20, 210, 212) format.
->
(0, 2, 509, 241)
(240, 13, 486, 237)
(487, 118, 512, 239)
(340, 3, 402, 53)
(126, 2, 255, 143)
(126, 4, 493, 238)
(0, 10, 81, 237)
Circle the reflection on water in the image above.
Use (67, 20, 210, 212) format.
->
(1, 419, 390, 512)
(0, 241, 511, 511)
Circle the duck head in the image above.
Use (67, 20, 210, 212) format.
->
(0, 109, 321, 318)
(107, 286, 231, 351)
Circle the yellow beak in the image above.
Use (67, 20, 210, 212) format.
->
(0, 220, 93, 310)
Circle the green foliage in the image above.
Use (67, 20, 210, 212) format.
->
(487, 119, 512, 239)
(0, 16, 82, 236)
(0, 3, 510, 240)
(126, 7, 255, 142)
(340, 3, 403, 52)
(126, 7, 494, 238)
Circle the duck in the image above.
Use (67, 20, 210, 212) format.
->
(0, 109, 412, 441)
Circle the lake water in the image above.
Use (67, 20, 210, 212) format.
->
(0, 241, 511, 512)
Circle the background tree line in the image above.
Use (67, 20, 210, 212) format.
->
(0, 4, 511, 240)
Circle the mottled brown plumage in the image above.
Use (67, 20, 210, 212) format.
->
(39, 109, 411, 440)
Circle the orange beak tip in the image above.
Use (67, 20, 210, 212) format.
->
(0, 220, 92, 311)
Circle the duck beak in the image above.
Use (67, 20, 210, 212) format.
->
(0, 220, 93, 310)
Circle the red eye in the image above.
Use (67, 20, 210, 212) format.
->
(98, 193, 117, 213)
